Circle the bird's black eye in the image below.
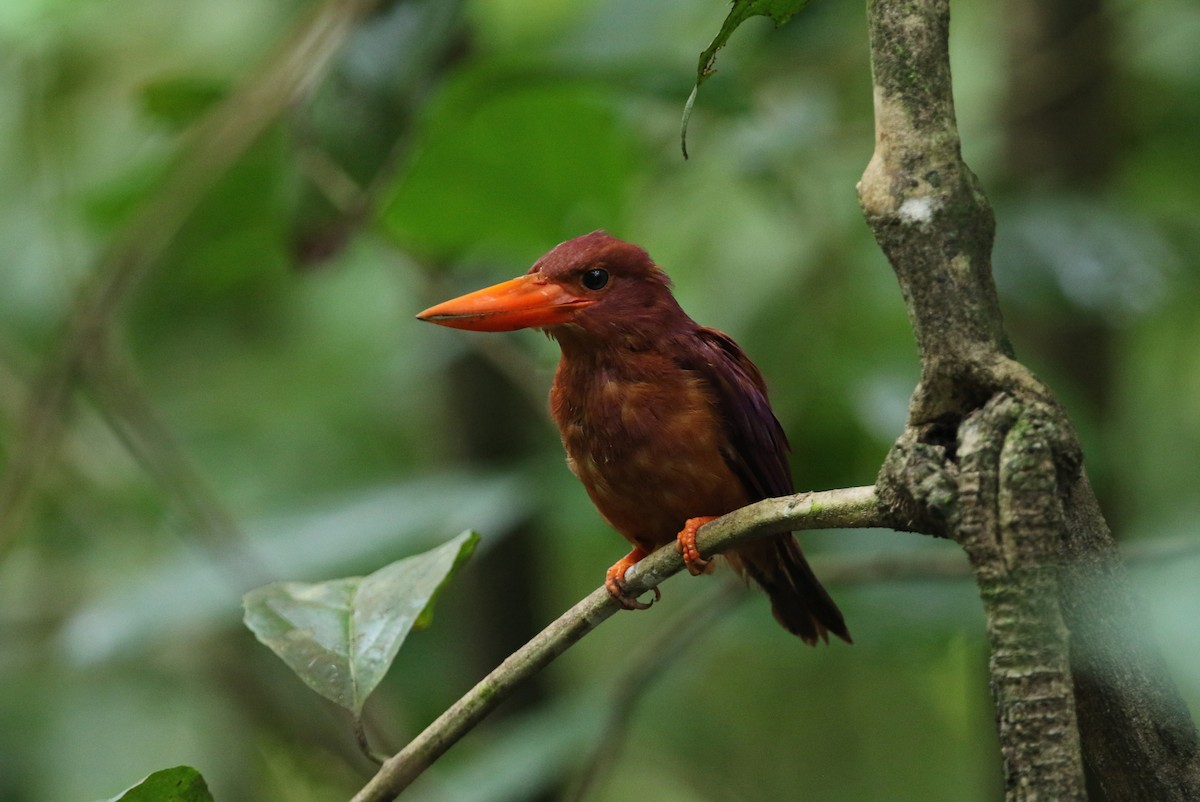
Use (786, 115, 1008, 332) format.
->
(581, 268, 609, 291)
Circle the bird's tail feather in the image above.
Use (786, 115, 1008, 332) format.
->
(734, 536, 851, 646)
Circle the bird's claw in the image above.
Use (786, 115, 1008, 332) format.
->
(605, 548, 659, 610)
(677, 516, 719, 576)
(605, 574, 660, 610)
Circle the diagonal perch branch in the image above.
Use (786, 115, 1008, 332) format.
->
(350, 485, 888, 802)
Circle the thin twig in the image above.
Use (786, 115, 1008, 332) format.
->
(82, 343, 269, 587)
(353, 717, 389, 767)
(350, 485, 886, 802)
(816, 548, 967, 583)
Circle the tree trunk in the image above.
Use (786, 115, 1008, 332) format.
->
(857, 0, 1200, 799)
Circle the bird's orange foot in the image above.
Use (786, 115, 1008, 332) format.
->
(605, 548, 660, 610)
(677, 516, 719, 576)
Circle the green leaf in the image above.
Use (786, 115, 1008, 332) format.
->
(60, 475, 528, 665)
(242, 530, 480, 715)
(101, 766, 214, 802)
(379, 75, 638, 260)
(682, 0, 811, 158)
(139, 75, 229, 130)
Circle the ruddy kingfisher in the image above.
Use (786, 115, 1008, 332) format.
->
(417, 232, 849, 645)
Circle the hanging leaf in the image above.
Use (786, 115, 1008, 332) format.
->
(682, 0, 811, 158)
(101, 766, 214, 802)
(243, 530, 480, 715)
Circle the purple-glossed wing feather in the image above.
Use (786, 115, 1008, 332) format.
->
(679, 327, 795, 502)
(682, 326, 849, 644)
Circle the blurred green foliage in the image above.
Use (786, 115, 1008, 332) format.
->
(0, 0, 1197, 800)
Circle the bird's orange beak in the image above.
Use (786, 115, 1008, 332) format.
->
(416, 274, 595, 332)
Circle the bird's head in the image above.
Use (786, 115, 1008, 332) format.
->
(417, 232, 684, 345)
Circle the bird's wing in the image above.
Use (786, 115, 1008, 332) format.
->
(681, 327, 794, 500)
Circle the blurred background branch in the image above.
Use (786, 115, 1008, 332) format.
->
(0, 0, 392, 560)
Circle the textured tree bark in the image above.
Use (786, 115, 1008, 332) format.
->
(858, 0, 1200, 799)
